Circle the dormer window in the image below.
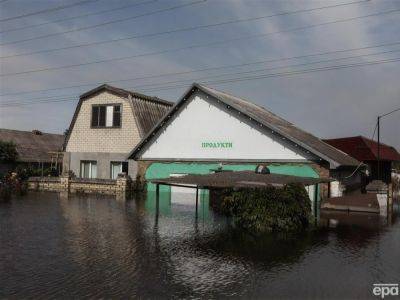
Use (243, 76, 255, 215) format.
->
(91, 104, 121, 128)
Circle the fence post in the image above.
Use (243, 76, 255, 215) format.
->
(60, 173, 70, 192)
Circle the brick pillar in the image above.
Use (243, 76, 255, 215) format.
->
(311, 163, 330, 199)
(116, 173, 129, 192)
(366, 180, 389, 216)
(28, 180, 39, 191)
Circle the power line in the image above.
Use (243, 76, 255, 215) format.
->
(105, 48, 400, 92)
(3, 48, 398, 105)
(1, 56, 399, 107)
(0, 0, 99, 22)
(380, 107, 400, 118)
(0, 96, 78, 106)
(0, 0, 206, 46)
(1, 40, 399, 96)
(344, 119, 378, 178)
(0, 0, 369, 59)
(4, 48, 395, 104)
(133, 58, 400, 92)
(0, 0, 158, 34)
(1, 8, 398, 78)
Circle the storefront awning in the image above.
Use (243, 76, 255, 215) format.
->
(150, 170, 333, 189)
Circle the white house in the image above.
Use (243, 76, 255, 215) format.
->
(129, 83, 361, 203)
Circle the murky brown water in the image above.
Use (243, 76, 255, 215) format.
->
(0, 191, 399, 299)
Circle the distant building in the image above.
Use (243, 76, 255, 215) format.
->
(324, 136, 400, 185)
(129, 83, 361, 203)
(63, 84, 173, 179)
(0, 128, 64, 174)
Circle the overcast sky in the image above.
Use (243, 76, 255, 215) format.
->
(0, 0, 399, 150)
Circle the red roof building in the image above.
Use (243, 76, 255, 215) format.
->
(323, 136, 400, 162)
(324, 136, 400, 184)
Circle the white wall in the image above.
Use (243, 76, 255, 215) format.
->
(140, 93, 308, 161)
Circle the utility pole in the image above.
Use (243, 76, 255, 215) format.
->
(377, 116, 380, 181)
(376, 107, 400, 182)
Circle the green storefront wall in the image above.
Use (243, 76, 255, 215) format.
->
(144, 162, 320, 216)
(145, 162, 319, 192)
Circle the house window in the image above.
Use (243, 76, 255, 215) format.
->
(91, 104, 121, 128)
(80, 161, 97, 178)
(110, 161, 128, 179)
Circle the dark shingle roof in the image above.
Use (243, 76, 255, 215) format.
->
(0, 128, 64, 162)
(129, 94, 173, 137)
(129, 83, 360, 168)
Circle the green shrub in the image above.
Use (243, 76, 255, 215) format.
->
(0, 141, 18, 163)
(220, 183, 311, 233)
(14, 165, 58, 179)
(0, 168, 31, 202)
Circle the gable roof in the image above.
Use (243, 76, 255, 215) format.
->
(324, 136, 400, 162)
(64, 84, 173, 149)
(0, 128, 64, 163)
(129, 83, 360, 168)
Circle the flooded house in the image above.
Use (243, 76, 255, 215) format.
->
(0, 128, 64, 175)
(128, 83, 361, 205)
(63, 84, 173, 179)
(324, 136, 400, 185)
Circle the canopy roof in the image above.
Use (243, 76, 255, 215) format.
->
(151, 170, 332, 189)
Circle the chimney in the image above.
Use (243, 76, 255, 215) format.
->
(32, 129, 43, 135)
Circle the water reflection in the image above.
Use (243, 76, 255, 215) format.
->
(0, 192, 399, 299)
(320, 210, 385, 229)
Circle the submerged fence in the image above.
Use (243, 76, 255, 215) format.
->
(27, 174, 131, 195)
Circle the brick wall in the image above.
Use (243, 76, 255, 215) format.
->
(66, 91, 141, 153)
(28, 175, 131, 195)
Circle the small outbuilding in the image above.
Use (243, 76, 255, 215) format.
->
(324, 136, 400, 185)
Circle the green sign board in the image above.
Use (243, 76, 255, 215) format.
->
(201, 142, 233, 148)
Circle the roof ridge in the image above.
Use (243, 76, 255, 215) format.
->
(0, 128, 63, 136)
(80, 84, 173, 106)
(360, 135, 394, 149)
(195, 83, 293, 125)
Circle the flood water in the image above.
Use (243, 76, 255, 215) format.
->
(1, 191, 399, 299)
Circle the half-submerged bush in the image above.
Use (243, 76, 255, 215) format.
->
(220, 183, 311, 233)
(0, 171, 28, 202)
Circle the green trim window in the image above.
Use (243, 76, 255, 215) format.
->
(91, 104, 121, 128)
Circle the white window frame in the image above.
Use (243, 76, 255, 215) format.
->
(110, 161, 123, 179)
(80, 160, 97, 179)
(91, 104, 122, 128)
